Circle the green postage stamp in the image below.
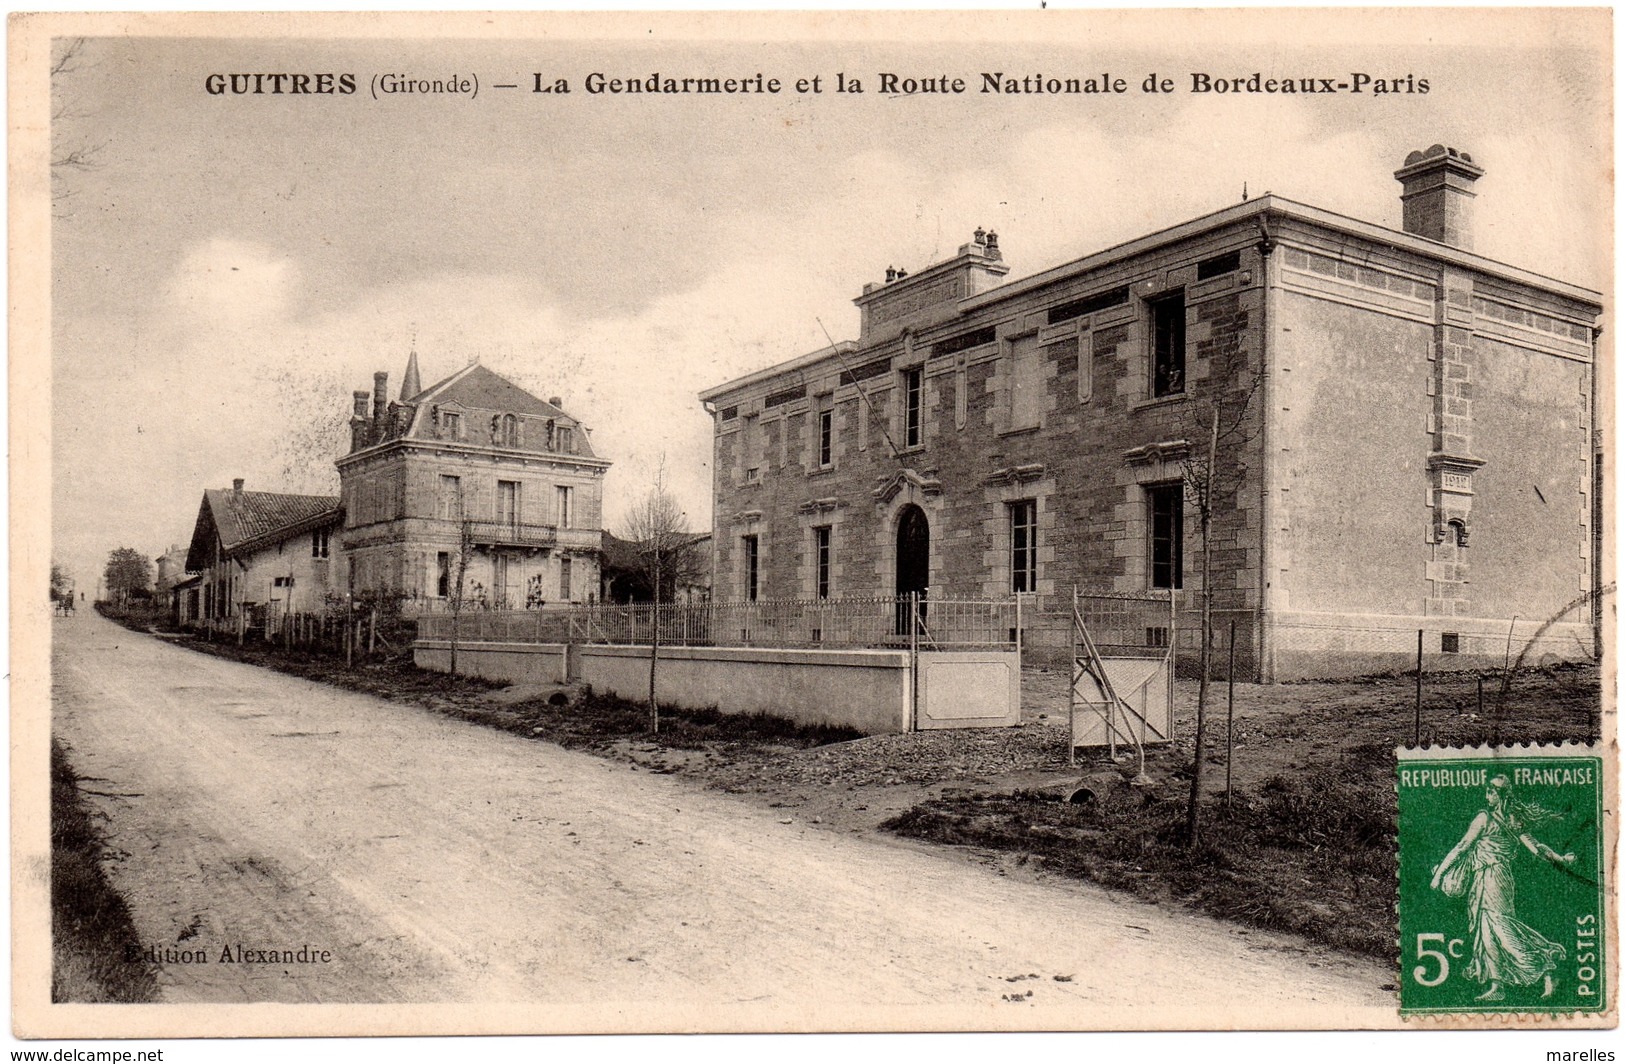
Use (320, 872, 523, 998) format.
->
(1397, 743, 1607, 1016)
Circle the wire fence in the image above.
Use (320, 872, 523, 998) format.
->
(413, 590, 1600, 680)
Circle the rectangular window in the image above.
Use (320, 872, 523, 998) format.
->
(556, 426, 574, 453)
(1007, 335, 1042, 430)
(744, 414, 762, 482)
(818, 407, 834, 468)
(1150, 290, 1186, 398)
(272, 576, 292, 588)
(814, 526, 832, 600)
(556, 485, 573, 528)
(311, 528, 330, 559)
(1148, 484, 1184, 589)
(436, 552, 450, 598)
(559, 556, 573, 601)
(1197, 251, 1242, 280)
(903, 366, 924, 448)
(441, 411, 462, 439)
(437, 474, 463, 521)
(1009, 500, 1037, 593)
(497, 480, 520, 526)
(743, 534, 760, 602)
(493, 553, 511, 609)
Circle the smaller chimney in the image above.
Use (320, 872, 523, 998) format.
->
(1395, 144, 1484, 250)
(233, 478, 244, 494)
(549, 396, 562, 408)
(352, 390, 370, 418)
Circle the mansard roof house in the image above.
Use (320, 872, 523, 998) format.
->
(338, 355, 610, 611)
(699, 146, 1604, 680)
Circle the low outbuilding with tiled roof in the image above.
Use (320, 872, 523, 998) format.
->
(183, 478, 345, 633)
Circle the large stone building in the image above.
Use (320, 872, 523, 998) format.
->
(699, 146, 1604, 679)
(338, 356, 609, 610)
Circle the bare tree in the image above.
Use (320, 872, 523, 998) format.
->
(1175, 303, 1266, 847)
(51, 38, 105, 215)
(623, 457, 702, 733)
(447, 518, 475, 677)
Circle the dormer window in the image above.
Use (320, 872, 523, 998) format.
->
(501, 413, 519, 447)
(441, 411, 462, 439)
(556, 426, 574, 454)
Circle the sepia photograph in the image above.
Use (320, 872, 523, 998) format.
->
(10, 7, 1614, 1047)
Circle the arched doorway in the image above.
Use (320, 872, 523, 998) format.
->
(895, 504, 929, 635)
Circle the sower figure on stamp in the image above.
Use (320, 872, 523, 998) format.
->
(1430, 775, 1576, 1001)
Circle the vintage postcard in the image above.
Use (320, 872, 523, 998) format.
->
(10, 7, 1615, 1045)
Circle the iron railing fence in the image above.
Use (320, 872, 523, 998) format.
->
(1014, 589, 1179, 657)
(416, 594, 1023, 651)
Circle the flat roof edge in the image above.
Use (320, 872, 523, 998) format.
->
(964, 196, 1602, 312)
(698, 340, 860, 402)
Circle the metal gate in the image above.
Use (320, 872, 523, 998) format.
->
(1070, 588, 1175, 763)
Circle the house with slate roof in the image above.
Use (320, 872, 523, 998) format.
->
(338, 354, 609, 610)
(182, 479, 344, 633)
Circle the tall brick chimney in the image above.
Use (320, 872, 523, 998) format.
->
(1394, 144, 1484, 250)
(232, 478, 244, 494)
(371, 372, 389, 444)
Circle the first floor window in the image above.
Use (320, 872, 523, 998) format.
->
(497, 480, 520, 526)
(312, 528, 330, 559)
(818, 407, 834, 467)
(814, 526, 832, 600)
(1148, 483, 1184, 589)
(438, 474, 463, 521)
(743, 534, 760, 602)
(1150, 290, 1187, 398)
(902, 366, 924, 447)
(436, 552, 450, 598)
(556, 485, 573, 528)
(1009, 500, 1037, 593)
(559, 556, 573, 601)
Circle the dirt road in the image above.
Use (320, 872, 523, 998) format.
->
(51, 612, 1392, 1028)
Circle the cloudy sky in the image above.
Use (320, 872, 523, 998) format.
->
(45, 11, 1609, 592)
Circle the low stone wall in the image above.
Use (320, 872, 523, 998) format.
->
(413, 640, 567, 685)
(413, 640, 1023, 735)
(577, 644, 912, 734)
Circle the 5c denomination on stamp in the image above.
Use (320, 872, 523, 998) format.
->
(1397, 744, 1606, 1016)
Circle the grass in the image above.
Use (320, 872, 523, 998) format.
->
(884, 757, 1397, 959)
(51, 739, 159, 1002)
(883, 662, 1600, 964)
